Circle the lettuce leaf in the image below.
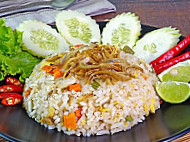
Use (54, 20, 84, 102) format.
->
(0, 19, 41, 82)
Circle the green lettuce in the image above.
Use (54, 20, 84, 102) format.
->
(0, 19, 41, 82)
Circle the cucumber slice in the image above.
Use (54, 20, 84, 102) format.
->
(133, 27, 181, 63)
(55, 10, 101, 45)
(102, 12, 141, 49)
(17, 20, 69, 58)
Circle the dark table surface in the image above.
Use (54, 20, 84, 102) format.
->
(93, 0, 190, 37)
(1, 0, 190, 142)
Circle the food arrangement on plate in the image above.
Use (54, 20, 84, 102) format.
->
(0, 10, 190, 136)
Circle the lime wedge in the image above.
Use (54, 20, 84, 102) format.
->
(158, 59, 190, 82)
(156, 81, 190, 104)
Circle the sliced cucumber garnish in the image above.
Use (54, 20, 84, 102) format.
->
(133, 27, 181, 63)
(17, 20, 69, 58)
(102, 12, 141, 49)
(55, 10, 101, 45)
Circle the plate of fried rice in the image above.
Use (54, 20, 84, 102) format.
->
(0, 23, 190, 142)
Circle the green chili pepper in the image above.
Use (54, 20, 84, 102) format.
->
(91, 81, 100, 90)
(123, 45, 134, 54)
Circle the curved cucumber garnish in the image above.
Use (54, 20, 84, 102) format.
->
(102, 12, 141, 49)
(17, 20, 69, 58)
(55, 10, 101, 45)
(133, 27, 181, 63)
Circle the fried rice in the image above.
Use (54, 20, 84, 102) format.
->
(23, 43, 160, 136)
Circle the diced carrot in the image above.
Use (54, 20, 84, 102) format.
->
(142, 75, 148, 80)
(63, 112, 77, 130)
(74, 44, 84, 48)
(75, 108, 82, 119)
(52, 66, 62, 73)
(54, 70, 63, 79)
(68, 83, 81, 92)
(160, 100, 163, 104)
(24, 88, 32, 98)
(42, 65, 53, 73)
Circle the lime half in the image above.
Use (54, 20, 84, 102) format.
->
(156, 81, 190, 104)
(158, 59, 190, 82)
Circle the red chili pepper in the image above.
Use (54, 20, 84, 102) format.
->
(0, 85, 23, 93)
(0, 93, 22, 100)
(153, 51, 190, 74)
(5, 77, 23, 88)
(1, 95, 23, 105)
(74, 44, 84, 48)
(150, 34, 190, 67)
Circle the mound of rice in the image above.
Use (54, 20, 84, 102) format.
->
(23, 44, 160, 136)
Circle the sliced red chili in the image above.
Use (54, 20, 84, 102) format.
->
(74, 44, 84, 48)
(0, 93, 21, 100)
(0, 85, 23, 93)
(153, 51, 190, 74)
(1, 95, 23, 105)
(5, 77, 23, 88)
(150, 34, 190, 66)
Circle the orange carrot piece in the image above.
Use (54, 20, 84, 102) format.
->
(63, 112, 77, 130)
(54, 70, 63, 79)
(142, 75, 148, 80)
(74, 44, 84, 48)
(68, 83, 81, 92)
(75, 108, 82, 119)
(52, 66, 62, 73)
(42, 65, 53, 73)
(24, 88, 32, 98)
(160, 100, 163, 104)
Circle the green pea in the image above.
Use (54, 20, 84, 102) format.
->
(125, 115, 133, 122)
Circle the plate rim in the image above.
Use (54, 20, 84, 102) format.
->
(0, 23, 190, 142)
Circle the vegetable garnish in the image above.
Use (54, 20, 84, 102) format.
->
(68, 83, 81, 92)
(75, 108, 82, 119)
(158, 59, 190, 82)
(150, 34, 190, 66)
(91, 81, 100, 90)
(133, 27, 180, 63)
(125, 116, 133, 122)
(54, 70, 63, 79)
(5, 77, 23, 88)
(153, 51, 190, 74)
(1, 94, 23, 106)
(41, 65, 63, 78)
(102, 12, 141, 49)
(156, 81, 190, 104)
(0, 85, 23, 93)
(56, 10, 101, 45)
(122, 45, 135, 54)
(0, 19, 41, 82)
(42, 65, 53, 73)
(0, 93, 22, 100)
(52, 67, 62, 73)
(17, 20, 69, 58)
(74, 44, 84, 48)
(24, 88, 32, 98)
(63, 112, 77, 130)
